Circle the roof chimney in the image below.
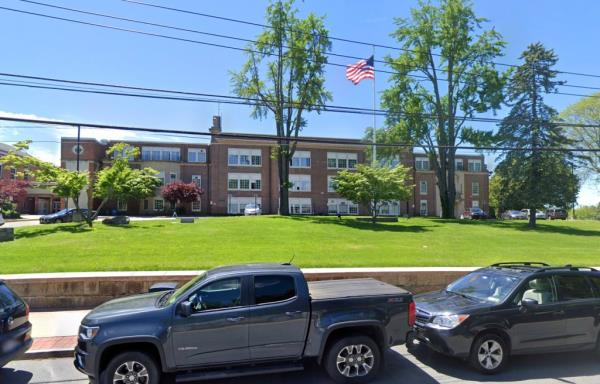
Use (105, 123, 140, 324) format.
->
(210, 115, 222, 135)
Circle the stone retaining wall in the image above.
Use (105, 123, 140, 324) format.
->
(0, 268, 475, 311)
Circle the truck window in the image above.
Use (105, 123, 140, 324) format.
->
(189, 278, 242, 311)
(554, 275, 595, 301)
(254, 275, 296, 305)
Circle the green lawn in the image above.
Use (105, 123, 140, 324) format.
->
(1, 216, 599, 274)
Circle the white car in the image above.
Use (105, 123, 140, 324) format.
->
(0, 213, 4, 226)
(243, 203, 261, 216)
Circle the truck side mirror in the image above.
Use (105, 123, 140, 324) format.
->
(521, 298, 538, 311)
(179, 301, 193, 317)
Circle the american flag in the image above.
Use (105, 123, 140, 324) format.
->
(345, 55, 375, 85)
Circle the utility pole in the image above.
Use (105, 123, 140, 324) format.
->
(372, 45, 377, 167)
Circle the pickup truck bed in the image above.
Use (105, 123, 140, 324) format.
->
(309, 278, 409, 301)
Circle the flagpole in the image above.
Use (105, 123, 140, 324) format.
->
(372, 45, 377, 167)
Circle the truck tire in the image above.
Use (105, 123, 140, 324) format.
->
(469, 334, 508, 374)
(99, 351, 160, 384)
(324, 335, 381, 384)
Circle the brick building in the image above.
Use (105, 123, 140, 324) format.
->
(59, 116, 489, 217)
(0, 142, 61, 214)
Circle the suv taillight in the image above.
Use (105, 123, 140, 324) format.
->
(408, 301, 416, 327)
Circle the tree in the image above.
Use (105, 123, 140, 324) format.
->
(333, 165, 412, 223)
(495, 43, 579, 227)
(380, 0, 506, 218)
(231, 0, 331, 215)
(0, 179, 29, 208)
(161, 181, 204, 214)
(93, 143, 161, 225)
(559, 95, 600, 185)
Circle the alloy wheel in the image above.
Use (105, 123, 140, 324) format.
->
(336, 344, 375, 378)
(477, 340, 503, 370)
(112, 361, 149, 384)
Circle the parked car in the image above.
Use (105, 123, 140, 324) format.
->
(520, 209, 546, 220)
(411, 262, 600, 374)
(501, 210, 527, 220)
(0, 213, 4, 226)
(0, 280, 32, 368)
(546, 208, 568, 220)
(243, 203, 261, 216)
(74, 263, 415, 384)
(39, 208, 89, 224)
(460, 207, 488, 220)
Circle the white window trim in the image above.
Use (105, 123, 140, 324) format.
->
(188, 148, 207, 163)
(141, 146, 181, 162)
(227, 173, 262, 191)
(228, 197, 262, 214)
(415, 157, 430, 171)
(472, 181, 480, 196)
(419, 180, 428, 195)
(191, 200, 201, 212)
(327, 176, 336, 193)
(468, 159, 483, 172)
(327, 152, 358, 170)
(191, 175, 202, 188)
(154, 198, 164, 211)
(291, 151, 311, 169)
(289, 174, 311, 192)
(419, 200, 428, 216)
(472, 200, 480, 208)
(228, 148, 262, 167)
(289, 198, 312, 215)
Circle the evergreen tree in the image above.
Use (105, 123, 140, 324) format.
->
(495, 43, 579, 227)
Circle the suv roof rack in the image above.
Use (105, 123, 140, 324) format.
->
(491, 262, 550, 267)
(537, 265, 599, 273)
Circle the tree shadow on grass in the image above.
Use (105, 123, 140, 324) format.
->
(433, 218, 600, 237)
(15, 224, 92, 239)
(273, 215, 434, 233)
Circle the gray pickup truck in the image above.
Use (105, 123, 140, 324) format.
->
(74, 264, 414, 384)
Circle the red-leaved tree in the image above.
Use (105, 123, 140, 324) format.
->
(161, 181, 203, 213)
(0, 179, 30, 208)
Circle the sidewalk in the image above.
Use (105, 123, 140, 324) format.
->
(24, 310, 89, 359)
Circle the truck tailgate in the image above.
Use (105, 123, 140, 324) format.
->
(309, 278, 409, 301)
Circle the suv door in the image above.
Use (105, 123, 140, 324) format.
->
(553, 274, 598, 348)
(247, 275, 309, 360)
(506, 275, 568, 353)
(171, 276, 250, 367)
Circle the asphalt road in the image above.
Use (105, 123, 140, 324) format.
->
(2, 346, 600, 384)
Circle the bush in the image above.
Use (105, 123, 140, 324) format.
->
(1, 202, 20, 219)
(575, 205, 600, 220)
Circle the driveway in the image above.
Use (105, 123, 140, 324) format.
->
(2, 346, 599, 384)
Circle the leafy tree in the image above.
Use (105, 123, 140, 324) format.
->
(380, 0, 506, 218)
(333, 165, 412, 223)
(161, 181, 204, 214)
(574, 204, 600, 220)
(495, 43, 579, 227)
(559, 95, 600, 185)
(0, 179, 30, 208)
(93, 143, 161, 225)
(231, 0, 331, 215)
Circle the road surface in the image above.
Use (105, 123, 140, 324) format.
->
(2, 346, 599, 384)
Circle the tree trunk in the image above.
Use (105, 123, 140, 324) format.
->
(528, 207, 537, 227)
(278, 151, 290, 215)
(86, 197, 109, 227)
(371, 200, 378, 224)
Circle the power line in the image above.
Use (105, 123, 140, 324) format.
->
(0, 115, 598, 152)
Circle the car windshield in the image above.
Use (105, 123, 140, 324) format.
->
(165, 272, 208, 306)
(53, 209, 69, 215)
(446, 272, 521, 303)
(245, 204, 258, 209)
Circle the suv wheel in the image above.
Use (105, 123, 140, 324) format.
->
(100, 351, 160, 384)
(469, 334, 508, 374)
(324, 335, 381, 384)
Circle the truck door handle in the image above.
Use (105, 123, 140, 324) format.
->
(285, 311, 302, 317)
(554, 310, 566, 316)
(227, 317, 245, 322)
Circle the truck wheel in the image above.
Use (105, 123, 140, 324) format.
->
(324, 336, 381, 384)
(469, 334, 508, 374)
(100, 351, 160, 384)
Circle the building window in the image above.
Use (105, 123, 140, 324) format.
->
(378, 201, 400, 216)
(228, 148, 261, 167)
(143, 199, 149, 210)
(188, 149, 206, 163)
(192, 200, 201, 212)
(420, 200, 428, 216)
(228, 197, 261, 214)
(142, 147, 180, 162)
(192, 175, 201, 188)
(327, 176, 336, 193)
(328, 199, 359, 215)
(157, 172, 165, 186)
(10, 168, 16, 180)
(468, 160, 482, 172)
(169, 172, 177, 183)
(117, 200, 128, 212)
(289, 175, 311, 192)
(327, 152, 358, 169)
(472, 182, 480, 196)
(291, 151, 311, 168)
(415, 157, 430, 171)
(472, 200, 479, 208)
(289, 198, 312, 215)
(228, 173, 261, 191)
(419, 180, 428, 195)
(154, 199, 164, 211)
(455, 159, 464, 171)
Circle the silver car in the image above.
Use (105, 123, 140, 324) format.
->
(521, 209, 546, 220)
(243, 203, 261, 216)
(0, 213, 4, 226)
(502, 210, 527, 220)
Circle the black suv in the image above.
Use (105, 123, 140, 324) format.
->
(0, 281, 32, 368)
(412, 262, 600, 374)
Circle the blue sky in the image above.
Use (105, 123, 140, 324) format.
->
(0, 0, 598, 205)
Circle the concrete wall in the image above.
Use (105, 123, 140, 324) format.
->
(0, 268, 475, 311)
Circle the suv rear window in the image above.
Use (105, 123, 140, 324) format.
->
(254, 275, 296, 304)
(555, 275, 595, 301)
(0, 284, 23, 313)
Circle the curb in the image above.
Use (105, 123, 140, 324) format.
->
(21, 348, 74, 360)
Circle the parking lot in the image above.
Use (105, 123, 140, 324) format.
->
(2, 346, 599, 384)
